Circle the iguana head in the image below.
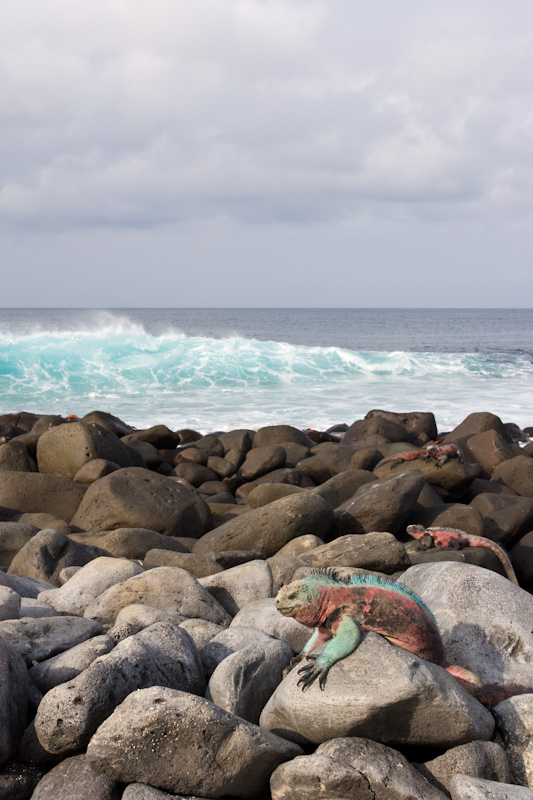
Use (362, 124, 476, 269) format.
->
(275, 571, 335, 626)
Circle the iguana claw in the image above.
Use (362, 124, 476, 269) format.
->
(296, 656, 326, 691)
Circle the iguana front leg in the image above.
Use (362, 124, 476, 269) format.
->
(297, 614, 362, 691)
(285, 626, 331, 674)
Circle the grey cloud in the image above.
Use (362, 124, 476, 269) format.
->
(1, 0, 533, 234)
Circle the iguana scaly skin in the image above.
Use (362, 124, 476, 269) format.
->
(375, 443, 463, 470)
(406, 524, 519, 585)
(275, 569, 482, 694)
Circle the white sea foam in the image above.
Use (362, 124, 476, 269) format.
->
(1, 322, 532, 432)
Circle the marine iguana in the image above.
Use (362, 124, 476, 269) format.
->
(406, 524, 519, 584)
(275, 569, 482, 694)
(374, 443, 463, 470)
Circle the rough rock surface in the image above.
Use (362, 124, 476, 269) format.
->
(86, 687, 303, 797)
(70, 468, 211, 538)
(494, 694, 533, 789)
(260, 632, 494, 748)
(399, 562, 533, 699)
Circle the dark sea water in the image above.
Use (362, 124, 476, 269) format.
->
(0, 308, 532, 433)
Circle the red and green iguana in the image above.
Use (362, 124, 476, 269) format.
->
(275, 568, 482, 695)
(374, 442, 463, 470)
(406, 524, 519, 585)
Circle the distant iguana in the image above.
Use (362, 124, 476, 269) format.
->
(375, 443, 463, 470)
(406, 524, 519, 585)
(275, 569, 482, 695)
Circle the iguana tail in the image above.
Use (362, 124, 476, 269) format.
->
(445, 664, 483, 696)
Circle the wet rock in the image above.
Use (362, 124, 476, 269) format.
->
(0, 471, 86, 522)
(271, 736, 448, 800)
(70, 467, 211, 537)
(80, 410, 134, 437)
(365, 409, 438, 440)
(260, 632, 494, 748)
(8, 529, 112, 587)
(36, 422, 134, 478)
(492, 456, 533, 499)
(171, 462, 219, 486)
(122, 425, 179, 449)
(443, 412, 510, 443)
(299, 531, 409, 573)
(410, 502, 485, 537)
(34, 621, 205, 755)
(470, 493, 533, 546)
(193, 492, 333, 557)
(400, 562, 533, 701)
(246, 483, 305, 508)
(337, 470, 426, 535)
(240, 445, 286, 480)
(311, 469, 376, 508)
(252, 425, 313, 449)
(417, 741, 511, 793)
(29, 634, 115, 693)
(69, 527, 190, 559)
(30, 752, 120, 800)
(0, 637, 28, 764)
(494, 694, 533, 789)
(0, 615, 102, 666)
(86, 687, 303, 798)
(84, 566, 231, 628)
(511, 531, 533, 590)
(0, 440, 35, 472)
(37, 556, 143, 614)
(144, 549, 223, 577)
(73, 459, 122, 485)
(199, 559, 273, 615)
(206, 639, 293, 724)
(466, 429, 518, 475)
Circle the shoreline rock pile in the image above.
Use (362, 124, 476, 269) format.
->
(0, 408, 532, 799)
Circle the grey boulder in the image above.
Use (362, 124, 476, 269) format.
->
(36, 421, 134, 478)
(399, 562, 533, 701)
(86, 687, 303, 798)
(449, 774, 533, 799)
(38, 556, 144, 615)
(259, 631, 494, 748)
(337, 470, 426, 535)
(199, 559, 273, 616)
(84, 566, 231, 628)
(34, 621, 205, 755)
(70, 467, 211, 538)
(200, 625, 281, 678)
(192, 492, 333, 557)
(271, 736, 448, 800)
(8, 529, 112, 587)
(29, 634, 115, 694)
(494, 694, 533, 789)
(230, 598, 310, 652)
(0, 615, 102, 666)
(418, 740, 511, 794)
(0, 637, 28, 764)
(29, 753, 120, 800)
(206, 639, 293, 724)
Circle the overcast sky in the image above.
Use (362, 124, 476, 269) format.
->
(2, 0, 533, 307)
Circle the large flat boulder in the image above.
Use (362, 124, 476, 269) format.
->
(70, 467, 211, 537)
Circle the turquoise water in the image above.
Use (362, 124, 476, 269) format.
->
(0, 308, 532, 433)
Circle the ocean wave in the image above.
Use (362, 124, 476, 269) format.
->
(1, 326, 532, 431)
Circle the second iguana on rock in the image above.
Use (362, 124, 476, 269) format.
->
(275, 568, 482, 695)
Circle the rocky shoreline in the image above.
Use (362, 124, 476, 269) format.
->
(0, 408, 532, 799)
